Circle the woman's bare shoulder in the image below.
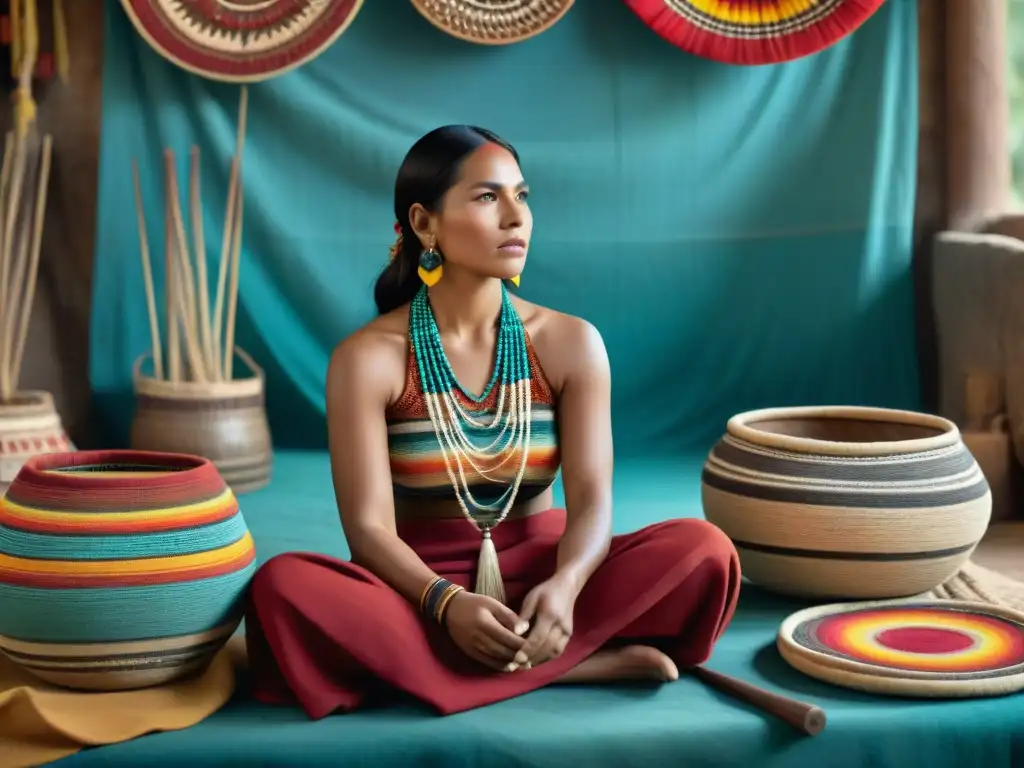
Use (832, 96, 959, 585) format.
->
(327, 307, 410, 403)
(513, 298, 608, 387)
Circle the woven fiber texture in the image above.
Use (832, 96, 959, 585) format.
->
(777, 598, 1024, 698)
(0, 450, 256, 691)
(622, 0, 886, 65)
(120, 0, 365, 82)
(926, 560, 1024, 613)
(702, 406, 993, 600)
(0, 391, 74, 493)
(130, 349, 273, 495)
(410, 0, 573, 45)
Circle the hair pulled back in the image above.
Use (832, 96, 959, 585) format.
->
(373, 125, 520, 315)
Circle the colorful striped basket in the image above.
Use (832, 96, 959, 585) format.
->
(0, 450, 257, 691)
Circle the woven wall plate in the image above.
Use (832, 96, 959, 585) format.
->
(778, 600, 1024, 699)
(622, 0, 887, 66)
(120, 0, 365, 83)
(410, 0, 573, 46)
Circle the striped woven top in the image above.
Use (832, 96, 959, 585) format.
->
(385, 334, 561, 508)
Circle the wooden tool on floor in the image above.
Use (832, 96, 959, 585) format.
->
(691, 666, 826, 737)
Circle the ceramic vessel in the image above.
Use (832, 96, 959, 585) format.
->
(0, 390, 74, 493)
(0, 450, 257, 690)
(701, 406, 992, 599)
(130, 348, 272, 494)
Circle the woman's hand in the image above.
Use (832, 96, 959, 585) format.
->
(444, 591, 528, 671)
(515, 574, 579, 666)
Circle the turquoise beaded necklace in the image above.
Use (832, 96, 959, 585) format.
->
(409, 283, 533, 603)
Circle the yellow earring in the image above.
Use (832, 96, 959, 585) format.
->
(510, 275, 520, 287)
(418, 239, 443, 287)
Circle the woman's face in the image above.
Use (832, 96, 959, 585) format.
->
(415, 143, 532, 281)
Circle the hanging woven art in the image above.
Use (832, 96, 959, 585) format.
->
(778, 600, 1024, 699)
(622, 0, 887, 66)
(410, 0, 573, 46)
(119, 0, 365, 83)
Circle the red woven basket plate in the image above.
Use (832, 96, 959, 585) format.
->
(622, 0, 887, 66)
(120, 0, 365, 83)
(778, 600, 1024, 698)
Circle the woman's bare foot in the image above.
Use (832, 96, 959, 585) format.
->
(553, 645, 679, 684)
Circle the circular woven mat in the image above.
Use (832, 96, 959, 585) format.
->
(622, 0, 887, 66)
(410, 0, 573, 45)
(120, 0, 365, 83)
(778, 600, 1024, 698)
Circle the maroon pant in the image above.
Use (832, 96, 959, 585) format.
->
(245, 510, 741, 719)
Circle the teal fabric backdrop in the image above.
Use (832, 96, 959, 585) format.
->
(91, 0, 920, 456)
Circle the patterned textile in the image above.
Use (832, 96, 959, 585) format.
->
(385, 335, 561, 511)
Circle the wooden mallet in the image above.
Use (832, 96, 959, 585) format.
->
(690, 666, 827, 736)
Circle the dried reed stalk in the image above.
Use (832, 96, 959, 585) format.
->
(165, 149, 209, 383)
(0, 0, 54, 402)
(132, 159, 163, 380)
(213, 85, 248, 381)
(132, 86, 249, 384)
(190, 147, 214, 376)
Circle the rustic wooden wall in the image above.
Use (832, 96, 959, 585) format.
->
(20, 3, 949, 446)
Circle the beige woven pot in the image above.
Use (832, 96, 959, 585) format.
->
(130, 348, 272, 494)
(701, 405, 992, 600)
(0, 391, 74, 493)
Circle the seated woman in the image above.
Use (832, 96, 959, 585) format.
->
(245, 126, 741, 720)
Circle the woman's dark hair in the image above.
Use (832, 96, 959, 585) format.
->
(373, 125, 520, 315)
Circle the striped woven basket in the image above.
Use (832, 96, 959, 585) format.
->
(701, 406, 993, 600)
(0, 391, 74, 494)
(0, 450, 257, 691)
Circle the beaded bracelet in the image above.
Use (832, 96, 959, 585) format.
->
(420, 576, 464, 625)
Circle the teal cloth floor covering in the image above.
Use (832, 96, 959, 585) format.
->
(74, 0, 1024, 764)
(54, 453, 1024, 767)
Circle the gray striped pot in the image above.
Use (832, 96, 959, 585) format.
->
(129, 348, 272, 495)
(701, 406, 992, 600)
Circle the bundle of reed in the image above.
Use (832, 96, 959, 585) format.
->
(0, 0, 75, 489)
(129, 85, 272, 495)
(0, 0, 53, 402)
(132, 85, 250, 384)
(0, 130, 52, 402)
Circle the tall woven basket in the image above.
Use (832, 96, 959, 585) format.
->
(130, 348, 272, 494)
(0, 391, 73, 493)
